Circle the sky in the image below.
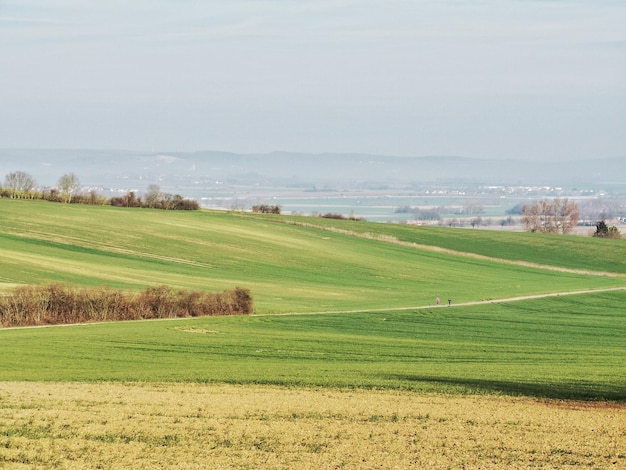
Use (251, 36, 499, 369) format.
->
(1, 0, 624, 161)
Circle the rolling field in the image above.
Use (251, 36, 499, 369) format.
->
(1, 199, 625, 313)
(1, 199, 625, 468)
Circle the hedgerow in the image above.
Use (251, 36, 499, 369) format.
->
(0, 284, 252, 327)
(0, 187, 199, 210)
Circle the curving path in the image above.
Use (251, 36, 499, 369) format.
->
(269, 286, 626, 317)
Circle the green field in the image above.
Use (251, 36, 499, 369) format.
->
(1, 199, 624, 313)
(1, 198, 625, 400)
(1, 291, 625, 400)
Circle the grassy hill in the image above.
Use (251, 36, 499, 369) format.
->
(1, 199, 624, 313)
(1, 199, 625, 399)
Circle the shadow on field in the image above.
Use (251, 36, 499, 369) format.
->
(387, 375, 626, 401)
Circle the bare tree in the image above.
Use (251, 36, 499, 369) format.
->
(57, 173, 80, 203)
(522, 198, 579, 234)
(556, 198, 580, 234)
(144, 184, 161, 208)
(521, 203, 538, 232)
(4, 171, 36, 198)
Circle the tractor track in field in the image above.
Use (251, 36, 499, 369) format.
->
(282, 220, 626, 278)
(3, 229, 214, 269)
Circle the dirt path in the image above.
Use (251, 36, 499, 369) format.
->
(3, 286, 624, 329)
(269, 286, 626, 317)
(4, 286, 624, 328)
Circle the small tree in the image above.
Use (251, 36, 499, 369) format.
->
(594, 220, 609, 237)
(593, 220, 621, 239)
(470, 217, 482, 229)
(556, 198, 580, 234)
(144, 184, 161, 208)
(4, 171, 36, 198)
(57, 173, 80, 203)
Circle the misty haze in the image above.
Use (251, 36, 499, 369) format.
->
(1, 149, 625, 227)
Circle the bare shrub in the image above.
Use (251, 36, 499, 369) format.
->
(0, 285, 253, 327)
(231, 287, 253, 314)
(0, 285, 49, 326)
(135, 285, 178, 319)
(178, 290, 205, 317)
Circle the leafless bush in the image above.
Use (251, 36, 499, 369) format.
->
(0, 284, 253, 327)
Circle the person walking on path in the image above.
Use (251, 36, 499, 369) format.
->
(448, 298, 452, 306)
(436, 297, 440, 305)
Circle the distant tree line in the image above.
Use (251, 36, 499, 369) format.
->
(0, 284, 252, 327)
(396, 203, 485, 222)
(395, 206, 443, 221)
(110, 184, 199, 210)
(252, 204, 282, 214)
(319, 212, 364, 221)
(1, 172, 199, 210)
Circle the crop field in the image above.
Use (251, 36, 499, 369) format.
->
(1, 199, 625, 468)
(1, 382, 624, 469)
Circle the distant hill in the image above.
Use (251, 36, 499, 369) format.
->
(0, 148, 624, 193)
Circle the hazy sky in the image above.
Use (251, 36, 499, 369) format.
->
(1, 0, 624, 160)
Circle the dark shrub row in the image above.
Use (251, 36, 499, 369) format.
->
(0, 284, 252, 327)
(319, 212, 364, 221)
(0, 188, 199, 210)
(252, 204, 281, 214)
(109, 191, 200, 210)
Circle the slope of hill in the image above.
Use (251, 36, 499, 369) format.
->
(1, 200, 625, 407)
(1, 199, 624, 314)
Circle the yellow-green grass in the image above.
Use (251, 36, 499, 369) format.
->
(1, 199, 624, 314)
(1, 382, 623, 469)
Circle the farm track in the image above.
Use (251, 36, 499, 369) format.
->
(4, 286, 624, 330)
(267, 286, 626, 317)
